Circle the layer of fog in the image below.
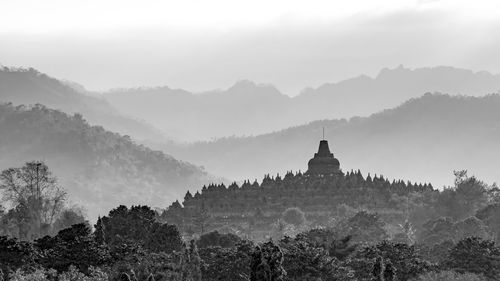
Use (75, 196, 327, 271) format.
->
(1, 8, 500, 95)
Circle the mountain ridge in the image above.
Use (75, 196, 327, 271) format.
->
(0, 66, 166, 142)
(151, 93, 500, 189)
(104, 65, 500, 141)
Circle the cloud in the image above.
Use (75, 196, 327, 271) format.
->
(417, 0, 441, 4)
(0, 6, 499, 95)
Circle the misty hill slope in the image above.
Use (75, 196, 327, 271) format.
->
(0, 67, 165, 141)
(104, 66, 500, 141)
(296, 65, 500, 121)
(0, 103, 215, 219)
(155, 93, 500, 188)
(104, 80, 291, 140)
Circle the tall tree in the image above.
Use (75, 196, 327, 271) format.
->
(100, 205, 156, 246)
(436, 170, 489, 220)
(0, 161, 66, 239)
(189, 240, 202, 281)
(178, 240, 202, 281)
(250, 240, 286, 281)
(94, 216, 106, 246)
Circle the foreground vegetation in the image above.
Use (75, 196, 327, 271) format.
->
(2, 213, 499, 281)
(2, 162, 500, 281)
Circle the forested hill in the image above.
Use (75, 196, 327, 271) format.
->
(0, 103, 215, 220)
(156, 93, 500, 188)
(0, 67, 165, 141)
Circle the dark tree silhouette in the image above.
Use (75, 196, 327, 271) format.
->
(179, 240, 202, 281)
(100, 205, 156, 246)
(94, 216, 106, 245)
(372, 256, 384, 281)
(145, 223, 183, 254)
(197, 230, 241, 248)
(250, 240, 285, 281)
(383, 261, 396, 281)
(35, 223, 109, 273)
(444, 237, 500, 279)
(0, 235, 36, 273)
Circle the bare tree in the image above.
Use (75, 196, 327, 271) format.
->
(0, 161, 66, 238)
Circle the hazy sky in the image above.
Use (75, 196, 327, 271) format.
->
(1, 0, 500, 95)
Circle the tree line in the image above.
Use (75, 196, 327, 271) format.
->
(2, 162, 500, 280)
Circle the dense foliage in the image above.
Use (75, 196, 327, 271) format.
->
(2, 204, 500, 281)
(2, 163, 500, 281)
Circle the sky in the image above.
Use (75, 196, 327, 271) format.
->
(1, 0, 500, 95)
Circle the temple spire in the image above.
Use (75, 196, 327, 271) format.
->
(322, 127, 325, 140)
(306, 139, 341, 175)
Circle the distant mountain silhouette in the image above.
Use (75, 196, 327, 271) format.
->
(153, 93, 500, 188)
(104, 80, 291, 140)
(0, 103, 215, 220)
(0, 67, 165, 141)
(105, 66, 500, 141)
(296, 65, 500, 121)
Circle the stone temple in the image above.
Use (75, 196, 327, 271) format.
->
(306, 140, 341, 175)
(162, 139, 432, 240)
